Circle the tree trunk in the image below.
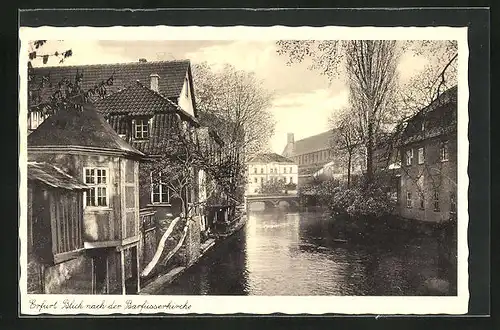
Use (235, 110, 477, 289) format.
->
(366, 121, 374, 185)
(347, 152, 352, 188)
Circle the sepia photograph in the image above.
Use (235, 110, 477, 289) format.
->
(19, 24, 469, 315)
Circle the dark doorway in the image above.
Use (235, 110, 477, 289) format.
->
(92, 254, 108, 294)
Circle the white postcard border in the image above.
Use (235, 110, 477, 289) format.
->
(18, 25, 469, 315)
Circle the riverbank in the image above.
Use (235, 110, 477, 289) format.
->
(139, 214, 247, 295)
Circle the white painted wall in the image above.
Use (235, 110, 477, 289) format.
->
(246, 162, 299, 195)
(178, 72, 195, 117)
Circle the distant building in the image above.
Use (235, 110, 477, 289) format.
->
(282, 131, 361, 186)
(246, 153, 298, 195)
(397, 86, 457, 222)
(27, 104, 144, 294)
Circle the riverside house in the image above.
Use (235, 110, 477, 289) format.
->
(398, 86, 457, 222)
(27, 104, 144, 294)
(246, 153, 298, 195)
(30, 59, 201, 219)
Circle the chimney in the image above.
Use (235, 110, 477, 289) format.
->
(287, 133, 294, 144)
(139, 58, 147, 63)
(150, 73, 160, 92)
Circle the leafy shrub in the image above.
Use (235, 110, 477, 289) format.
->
(317, 178, 395, 218)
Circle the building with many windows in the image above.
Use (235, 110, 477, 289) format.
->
(246, 153, 298, 195)
(397, 86, 457, 222)
(281, 131, 353, 186)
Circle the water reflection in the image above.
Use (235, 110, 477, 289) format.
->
(157, 210, 456, 296)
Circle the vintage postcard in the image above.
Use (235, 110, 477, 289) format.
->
(19, 25, 469, 315)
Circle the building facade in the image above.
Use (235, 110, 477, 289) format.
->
(398, 86, 457, 222)
(27, 104, 144, 294)
(31, 59, 201, 221)
(246, 153, 298, 195)
(282, 131, 363, 186)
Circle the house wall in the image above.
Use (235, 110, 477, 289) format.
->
(246, 162, 299, 195)
(27, 254, 93, 294)
(178, 72, 195, 117)
(399, 132, 457, 222)
(28, 152, 140, 243)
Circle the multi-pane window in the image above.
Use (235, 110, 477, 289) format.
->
(289, 177, 293, 183)
(440, 141, 449, 162)
(450, 191, 457, 214)
(254, 167, 257, 174)
(417, 147, 425, 164)
(260, 168, 264, 174)
(84, 168, 108, 207)
(418, 176, 424, 209)
(28, 111, 47, 130)
(406, 192, 412, 208)
(135, 118, 149, 139)
(260, 177, 264, 184)
(433, 190, 440, 212)
(289, 167, 292, 173)
(405, 149, 414, 166)
(284, 167, 287, 174)
(151, 172, 171, 204)
(254, 177, 258, 183)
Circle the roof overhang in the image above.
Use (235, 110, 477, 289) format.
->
(28, 145, 145, 159)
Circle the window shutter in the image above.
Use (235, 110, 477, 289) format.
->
(132, 118, 136, 140)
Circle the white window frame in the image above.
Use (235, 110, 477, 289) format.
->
(83, 167, 109, 208)
(405, 149, 414, 166)
(406, 192, 412, 208)
(151, 172, 171, 205)
(417, 147, 425, 165)
(433, 190, 440, 212)
(440, 141, 449, 162)
(135, 118, 150, 139)
(450, 191, 457, 214)
(28, 111, 47, 130)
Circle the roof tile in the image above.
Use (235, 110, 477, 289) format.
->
(31, 60, 190, 100)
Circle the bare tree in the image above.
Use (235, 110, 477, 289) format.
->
(276, 40, 459, 183)
(193, 62, 276, 158)
(329, 108, 361, 188)
(192, 63, 276, 202)
(277, 40, 400, 184)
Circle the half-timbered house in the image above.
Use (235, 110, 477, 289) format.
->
(27, 104, 144, 294)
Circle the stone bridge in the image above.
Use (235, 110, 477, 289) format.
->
(245, 194, 300, 211)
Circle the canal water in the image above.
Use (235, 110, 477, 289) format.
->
(157, 210, 457, 296)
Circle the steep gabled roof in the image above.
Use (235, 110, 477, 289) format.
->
(31, 60, 191, 99)
(249, 153, 295, 164)
(28, 103, 144, 157)
(93, 81, 198, 124)
(28, 162, 90, 190)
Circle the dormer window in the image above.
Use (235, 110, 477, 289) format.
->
(134, 118, 150, 139)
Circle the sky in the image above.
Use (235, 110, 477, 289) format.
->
(30, 40, 428, 154)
